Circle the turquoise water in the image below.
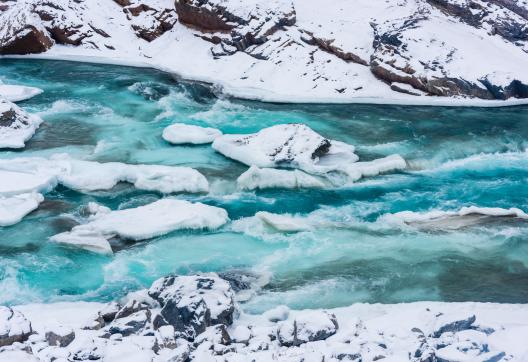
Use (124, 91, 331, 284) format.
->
(1, 59, 528, 312)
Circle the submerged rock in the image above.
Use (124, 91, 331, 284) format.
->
(148, 274, 235, 341)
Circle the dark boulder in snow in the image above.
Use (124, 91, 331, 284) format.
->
(45, 326, 75, 347)
(148, 274, 235, 341)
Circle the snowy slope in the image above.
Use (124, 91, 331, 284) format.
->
(1, 0, 528, 104)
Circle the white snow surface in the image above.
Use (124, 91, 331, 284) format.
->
(0, 193, 43, 227)
(2, 0, 527, 106)
(0, 99, 43, 149)
(162, 123, 222, 145)
(0, 85, 43, 102)
(50, 199, 229, 253)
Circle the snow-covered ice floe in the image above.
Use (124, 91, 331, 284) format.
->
(0, 155, 209, 195)
(2, 272, 528, 361)
(213, 123, 359, 173)
(50, 199, 229, 254)
(255, 211, 312, 232)
(0, 99, 43, 149)
(162, 123, 222, 145)
(237, 166, 326, 190)
(0, 85, 43, 102)
(0, 193, 44, 227)
(381, 206, 528, 231)
(214, 124, 406, 187)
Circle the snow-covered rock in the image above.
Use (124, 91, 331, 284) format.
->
(2, 0, 528, 103)
(213, 123, 358, 173)
(0, 85, 43, 102)
(0, 307, 32, 347)
(50, 199, 229, 253)
(0, 98, 43, 149)
(148, 274, 235, 340)
(162, 123, 222, 145)
(237, 166, 326, 190)
(277, 310, 338, 347)
(4, 276, 528, 361)
(44, 325, 75, 347)
(0, 193, 44, 227)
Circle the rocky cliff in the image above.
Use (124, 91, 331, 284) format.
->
(1, 0, 527, 103)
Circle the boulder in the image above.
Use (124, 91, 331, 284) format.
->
(0, 307, 32, 347)
(107, 309, 152, 337)
(148, 274, 235, 341)
(432, 314, 476, 338)
(277, 310, 338, 347)
(45, 325, 75, 347)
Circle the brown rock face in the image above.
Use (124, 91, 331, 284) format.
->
(175, 0, 236, 32)
(0, 25, 53, 55)
(119, 1, 177, 42)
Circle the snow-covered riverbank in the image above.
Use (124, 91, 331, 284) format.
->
(2, 273, 528, 362)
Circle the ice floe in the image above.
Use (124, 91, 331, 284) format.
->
(237, 166, 326, 190)
(255, 211, 312, 232)
(214, 124, 406, 186)
(162, 123, 222, 145)
(0, 155, 209, 195)
(0, 193, 44, 227)
(0, 99, 43, 149)
(381, 206, 528, 231)
(0, 85, 43, 103)
(50, 199, 229, 253)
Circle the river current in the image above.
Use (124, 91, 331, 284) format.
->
(1, 59, 528, 313)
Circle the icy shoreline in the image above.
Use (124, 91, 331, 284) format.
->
(1, 272, 527, 361)
(5, 53, 528, 108)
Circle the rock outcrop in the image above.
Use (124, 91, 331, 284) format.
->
(0, 274, 520, 361)
(114, 1, 177, 41)
(0, 307, 32, 348)
(175, 0, 296, 56)
(0, 98, 43, 149)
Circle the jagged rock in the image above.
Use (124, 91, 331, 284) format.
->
(432, 315, 476, 338)
(107, 310, 152, 337)
(114, 299, 149, 320)
(0, 307, 32, 347)
(277, 310, 339, 347)
(175, 0, 295, 53)
(119, 1, 177, 42)
(218, 270, 259, 293)
(148, 274, 235, 341)
(45, 326, 75, 347)
(100, 301, 122, 323)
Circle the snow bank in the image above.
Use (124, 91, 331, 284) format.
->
(0, 193, 43, 227)
(0, 85, 43, 103)
(162, 123, 222, 145)
(4, 274, 528, 361)
(237, 166, 326, 190)
(0, 156, 209, 195)
(50, 199, 229, 253)
(0, 99, 43, 149)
